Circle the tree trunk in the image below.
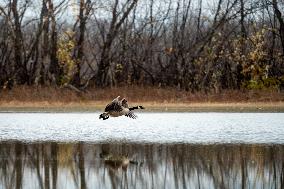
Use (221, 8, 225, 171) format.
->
(48, 0, 60, 84)
(41, 0, 50, 85)
(12, 0, 27, 84)
(240, 0, 246, 39)
(196, 0, 202, 41)
(272, 0, 284, 54)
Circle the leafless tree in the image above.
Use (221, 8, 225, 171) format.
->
(0, 0, 283, 91)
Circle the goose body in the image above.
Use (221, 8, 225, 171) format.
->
(99, 96, 144, 120)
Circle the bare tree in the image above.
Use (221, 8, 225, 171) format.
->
(11, 0, 28, 84)
(72, 0, 93, 88)
(0, 0, 283, 91)
(95, 0, 138, 87)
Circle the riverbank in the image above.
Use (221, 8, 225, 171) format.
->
(0, 86, 283, 112)
(0, 101, 283, 112)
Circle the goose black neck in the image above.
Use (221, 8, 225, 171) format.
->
(129, 106, 144, 111)
(129, 106, 138, 111)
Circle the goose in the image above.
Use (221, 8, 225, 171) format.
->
(99, 96, 144, 120)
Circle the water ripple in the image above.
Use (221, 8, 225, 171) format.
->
(0, 112, 283, 144)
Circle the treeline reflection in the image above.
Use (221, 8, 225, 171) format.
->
(0, 142, 283, 189)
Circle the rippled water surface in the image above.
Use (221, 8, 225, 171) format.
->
(0, 112, 283, 143)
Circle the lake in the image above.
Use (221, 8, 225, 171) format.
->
(0, 113, 284, 143)
(0, 112, 283, 189)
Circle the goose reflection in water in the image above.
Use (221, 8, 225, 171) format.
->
(0, 142, 283, 189)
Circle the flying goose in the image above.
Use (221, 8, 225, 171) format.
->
(99, 96, 144, 120)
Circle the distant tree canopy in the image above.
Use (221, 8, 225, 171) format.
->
(0, 0, 283, 92)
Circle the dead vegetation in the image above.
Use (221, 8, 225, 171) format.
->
(0, 86, 283, 106)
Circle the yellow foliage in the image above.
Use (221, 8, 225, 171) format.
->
(165, 47, 175, 55)
(115, 63, 123, 73)
(197, 28, 281, 90)
(57, 30, 77, 85)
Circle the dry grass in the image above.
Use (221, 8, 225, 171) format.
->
(1, 85, 283, 102)
(0, 85, 283, 111)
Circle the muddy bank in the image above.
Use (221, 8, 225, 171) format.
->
(0, 101, 284, 112)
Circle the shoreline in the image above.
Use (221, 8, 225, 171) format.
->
(1, 86, 283, 112)
(0, 101, 284, 112)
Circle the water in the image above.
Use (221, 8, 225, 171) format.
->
(0, 142, 283, 189)
(0, 113, 283, 143)
(0, 112, 283, 189)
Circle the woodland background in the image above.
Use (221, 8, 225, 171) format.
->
(0, 0, 283, 94)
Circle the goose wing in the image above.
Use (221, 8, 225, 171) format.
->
(121, 98, 129, 108)
(125, 111, 137, 119)
(105, 97, 123, 112)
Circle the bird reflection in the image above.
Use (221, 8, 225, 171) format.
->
(100, 152, 130, 171)
(0, 142, 283, 189)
